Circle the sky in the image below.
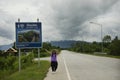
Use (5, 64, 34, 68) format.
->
(0, 0, 120, 45)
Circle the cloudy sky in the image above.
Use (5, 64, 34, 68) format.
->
(0, 0, 120, 45)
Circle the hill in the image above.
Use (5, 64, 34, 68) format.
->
(0, 43, 13, 50)
(50, 40, 79, 48)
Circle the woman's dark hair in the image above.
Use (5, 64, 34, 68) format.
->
(51, 50, 57, 57)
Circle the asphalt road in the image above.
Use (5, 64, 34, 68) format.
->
(44, 50, 120, 80)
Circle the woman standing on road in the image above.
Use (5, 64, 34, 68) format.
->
(51, 50, 58, 72)
(46, 49, 58, 72)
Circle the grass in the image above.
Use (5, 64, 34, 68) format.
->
(82, 53, 120, 59)
(5, 60, 50, 80)
(92, 54, 120, 59)
(72, 50, 120, 59)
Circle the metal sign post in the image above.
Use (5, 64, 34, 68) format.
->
(38, 48, 40, 67)
(37, 19, 40, 67)
(19, 48, 21, 72)
(18, 18, 21, 72)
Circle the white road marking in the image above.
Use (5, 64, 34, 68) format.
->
(62, 54, 72, 80)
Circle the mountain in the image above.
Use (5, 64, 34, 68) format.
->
(50, 40, 79, 48)
(0, 43, 14, 50)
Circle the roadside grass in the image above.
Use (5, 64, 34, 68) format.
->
(92, 54, 120, 59)
(83, 53, 120, 59)
(5, 60, 50, 80)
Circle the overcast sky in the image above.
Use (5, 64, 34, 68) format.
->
(0, 0, 120, 45)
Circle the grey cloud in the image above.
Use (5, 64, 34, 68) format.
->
(105, 25, 120, 38)
(0, 26, 14, 40)
(0, 9, 15, 40)
(0, 28, 12, 39)
(49, 0, 118, 40)
(0, 0, 120, 44)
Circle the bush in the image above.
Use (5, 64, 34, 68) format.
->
(40, 52, 50, 57)
(0, 53, 34, 80)
(0, 56, 16, 70)
(0, 56, 17, 79)
(21, 53, 34, 69)
(109, 40, 120, 56)
(34, 52, 50, 58)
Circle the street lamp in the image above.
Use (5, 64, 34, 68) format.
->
(90, 22, 103, 53)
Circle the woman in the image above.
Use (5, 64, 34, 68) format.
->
(51, 50, 58, 72)
(45, 49, 58, 72)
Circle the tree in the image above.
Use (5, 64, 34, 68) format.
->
(103, 35, 111, 53)
(114, 36, 118, 41)
(109, 36, 120, 56)
(103, 35, 111, 43)
(91, 41, 101, 52)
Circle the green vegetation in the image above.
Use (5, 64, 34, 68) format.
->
(33, 42, 61, 58)
(70, 41, 101, 53)
(0, 42, 60, 80)
(0, 53, 34, 80)
(0, 51, 51, 80)
(69, 35, 120, 58)
(109, 36, 120, 56)
(83, 52, 120, 59)
(5, 61, 50, 80)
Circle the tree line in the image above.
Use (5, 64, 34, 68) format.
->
(69, 35, 120, 56)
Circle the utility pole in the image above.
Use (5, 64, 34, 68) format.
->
(90, 22, 103, 53)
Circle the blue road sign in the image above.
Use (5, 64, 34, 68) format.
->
(15, 22, 42, 48)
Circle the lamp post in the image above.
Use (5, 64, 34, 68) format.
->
(90, 22, 103, 53)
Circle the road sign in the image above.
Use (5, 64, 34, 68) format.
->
(15, 22, 42, 48)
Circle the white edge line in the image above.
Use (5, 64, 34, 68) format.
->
(62, 54, 72, 80)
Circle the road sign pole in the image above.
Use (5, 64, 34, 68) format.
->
(19, 48, 21, 72)
(18, 18, 21, 72)
(38, 48, 40, 67)
(37, 18, 40, 67)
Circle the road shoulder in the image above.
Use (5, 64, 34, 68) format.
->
(44, 53, 68, 80)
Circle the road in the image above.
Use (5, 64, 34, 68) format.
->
(44, 50, 120, 80)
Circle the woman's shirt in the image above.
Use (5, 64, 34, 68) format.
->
(51, 54, 57, 62)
